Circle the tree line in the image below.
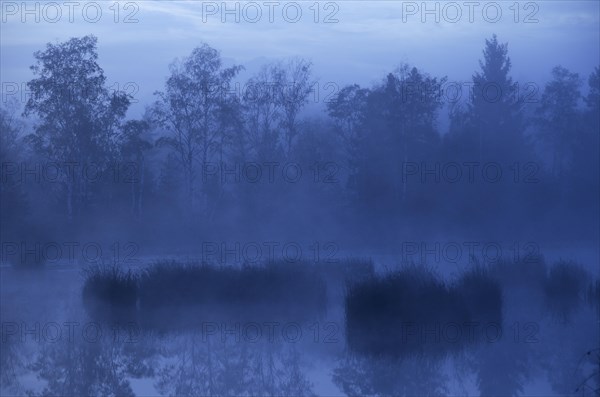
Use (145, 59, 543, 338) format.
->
(1, 34, 598, 251)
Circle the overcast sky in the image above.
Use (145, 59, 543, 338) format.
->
(2, 1, 599, 116)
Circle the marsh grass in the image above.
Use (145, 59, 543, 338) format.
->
(82, 265, 138, 324)
(543, 261, 588, 321)
(345, 264, 502, 358)
(82, 260, 329, 329)
(137, 260, 328, 328)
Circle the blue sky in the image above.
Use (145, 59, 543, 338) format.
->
(1, 1, 599, 116)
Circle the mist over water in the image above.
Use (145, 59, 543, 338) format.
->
(1, 1, 599, 396)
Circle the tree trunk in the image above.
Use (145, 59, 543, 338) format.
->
(138, 155, 145, 219)
(66, 178, 73, 222)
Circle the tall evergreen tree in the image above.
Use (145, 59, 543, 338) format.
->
(447, 35, 528, 163)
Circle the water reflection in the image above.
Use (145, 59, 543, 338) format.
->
(333, 354, 449, 396)
(1, 313, 598, 396)
(154, 335, 313, 396)
(3, 325, 316, 397)
(1, 261, 598, 396)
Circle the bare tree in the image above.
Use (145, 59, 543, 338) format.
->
(153, 43, 243, 214)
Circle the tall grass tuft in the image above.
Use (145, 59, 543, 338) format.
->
(82, 266, 138, 324)
(544, 261, 588, 321)
(586, 280, 600, 311)
(82, 261, 329, 330)
(345, 264, 503, 358)
(455, 265, 503, 327)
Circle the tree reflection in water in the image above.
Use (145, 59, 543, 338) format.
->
(333, 354, 449, 396)
(155, 333, 314, 397)
(12, 325, 315, 397)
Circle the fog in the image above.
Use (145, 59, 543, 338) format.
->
(1, 1, 599, 396)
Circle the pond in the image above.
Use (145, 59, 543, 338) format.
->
(1, 253, 598, 396)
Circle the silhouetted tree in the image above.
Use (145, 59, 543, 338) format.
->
(327, 84, 370, 201)
(243, 64, 286, 162)
(567, 66, 600, 209)
(276, 58, 315, 158)
(24, 35, 130, 221)
(243, 58, 315, 160)
(153, 43, 243, 215)
(447, 35, 528, 163)
(121, 119, 153, 218)
(0, 100, 28, 240)
(535, 66, 582, 179)
(358, 65, 445, 216)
